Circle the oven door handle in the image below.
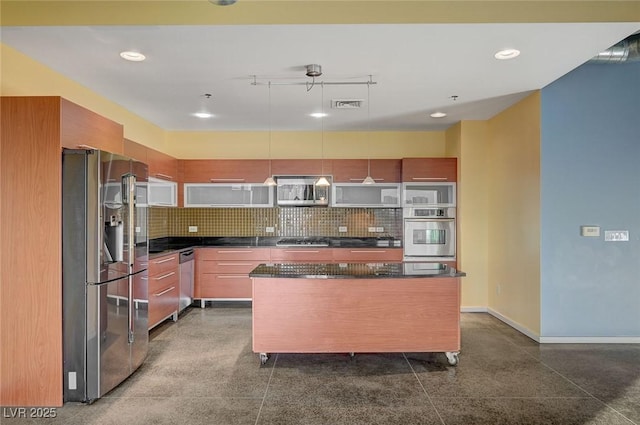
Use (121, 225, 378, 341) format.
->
(405, 218, 455, 222)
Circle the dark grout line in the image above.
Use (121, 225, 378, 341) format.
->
(254, 353, 278, 425)
(493, 328, 638, 425)
(402, 352, 447, 425)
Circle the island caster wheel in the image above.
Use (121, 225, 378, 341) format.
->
(259, 353, 270, 365)
(349, 352, 355, 359)
(445, 351, 459, 366)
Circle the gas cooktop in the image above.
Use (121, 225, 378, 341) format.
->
(275, 238, 331, 247)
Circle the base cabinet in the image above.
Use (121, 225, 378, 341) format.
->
(148, 253, 179, 329)
(195, 248, 271, 305)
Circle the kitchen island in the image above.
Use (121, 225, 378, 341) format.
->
(250, 262, 465, 366)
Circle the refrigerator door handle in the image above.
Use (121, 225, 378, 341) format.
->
(126, 174, 137, 344)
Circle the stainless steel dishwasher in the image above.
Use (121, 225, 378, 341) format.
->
(179, 249, 195, 312)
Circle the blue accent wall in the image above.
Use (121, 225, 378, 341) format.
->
(540, 61, 640, 337)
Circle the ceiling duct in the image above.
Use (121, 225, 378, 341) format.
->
(589, 34, 640, 64)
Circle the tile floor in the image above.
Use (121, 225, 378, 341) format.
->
(5, 305, 639, 425)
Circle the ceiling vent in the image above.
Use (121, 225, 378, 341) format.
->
(332, 99, 364, 109)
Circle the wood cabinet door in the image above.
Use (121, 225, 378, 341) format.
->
(270, 159, 332, 176)
(332, 248, 403, 262)
(181, 159, 270, 183)
(332, 159, 401, 182)
(270, 248, 333, 263)
(401, 158, 457, 182)
(147, 147, 178, 181)
(371, 159, 402, 182)
(61, 98, 124, 154)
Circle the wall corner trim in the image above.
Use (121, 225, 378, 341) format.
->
(487, 308, 540, 343)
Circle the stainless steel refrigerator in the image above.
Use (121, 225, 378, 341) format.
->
(62, 149, 149, 403)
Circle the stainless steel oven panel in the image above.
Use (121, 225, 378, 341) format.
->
(403, 218, 455, 258)
(403, 207, 455, 219)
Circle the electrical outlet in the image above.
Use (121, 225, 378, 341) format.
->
(188, 226, 198, 233)
(338, 226, 348, 233)
(604, 230, 629, 241)
(265, 226, 275, 233)
(368, 227, 377, 233)
(376, 227, 384, 233)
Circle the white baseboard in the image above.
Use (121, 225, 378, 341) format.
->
(539, 336, 640, 344)
(460, 307, 488, 313)
(487, 308, 540, 343)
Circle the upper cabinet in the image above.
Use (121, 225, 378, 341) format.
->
(147, 147, 178, 182)
(401, 158, 457, 182)
(60, 98, 124, 154)
(181, 159, 270, 184)
(123, 139, 148, 163)
(332, 159, 401, 183)
(270, 159, 332, 177)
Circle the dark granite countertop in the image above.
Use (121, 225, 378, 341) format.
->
(148, 236, 403, 257)
(249, 262, 465, 279)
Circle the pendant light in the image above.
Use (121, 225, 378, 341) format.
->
(362, 78, 375, 184)
(315, 82, 330, 187)
(263, 82, 276, 186)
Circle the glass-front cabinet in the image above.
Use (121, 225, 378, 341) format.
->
(148, 177, 177, 207)
(184, 183, 274, 208)
(331, 183, 401, 208)
(402, 182, 456, 207)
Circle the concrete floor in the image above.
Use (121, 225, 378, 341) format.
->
(6, 305, 639, 424)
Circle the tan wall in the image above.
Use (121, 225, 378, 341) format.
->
(487, 92, 541, 336)
(450, 121, 490, 309)
(166, 130, 445, 159)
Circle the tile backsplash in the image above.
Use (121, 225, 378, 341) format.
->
(149, 207, 402, 239)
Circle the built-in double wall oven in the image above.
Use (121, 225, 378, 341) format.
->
(403, 207, 456, 261)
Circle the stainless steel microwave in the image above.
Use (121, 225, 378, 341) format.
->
(275, 176, 331, 206)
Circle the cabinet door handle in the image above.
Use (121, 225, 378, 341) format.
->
(350, 250, 385, 253)
(154, 271, 176, 280)
(218, 262, 253, 266)
(217, 250, 254, 254)
(216, 275, 246, 279)
(210, 178, 245, 182)
(411, 177, 447, 181)
(154, 286, 176, 297)
(154, 256, 176, 264)
(284, 250, 320, 253)
(154, 173, 173, 180)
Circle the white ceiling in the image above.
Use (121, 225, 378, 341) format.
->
(1, 22, 639, 131)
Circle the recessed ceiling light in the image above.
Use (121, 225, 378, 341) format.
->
(430, 112, 447, 118)
(119, 51, 146, 62)
(310, 112, 328, 118)
(494, 49, 520, 60)
(192, 112, 214, 119)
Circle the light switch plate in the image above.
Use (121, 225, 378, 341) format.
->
(368, 227, 377, 233)
(188, 226, 198, 233)
(580, 226, 600, 237)
(338, 226, 348, 233)
(265, 226, 275, 233)
(604, 230, 629, 241)
(376, 227, 384, 233)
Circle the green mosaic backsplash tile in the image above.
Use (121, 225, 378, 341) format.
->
(167, 207, 402, 238)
